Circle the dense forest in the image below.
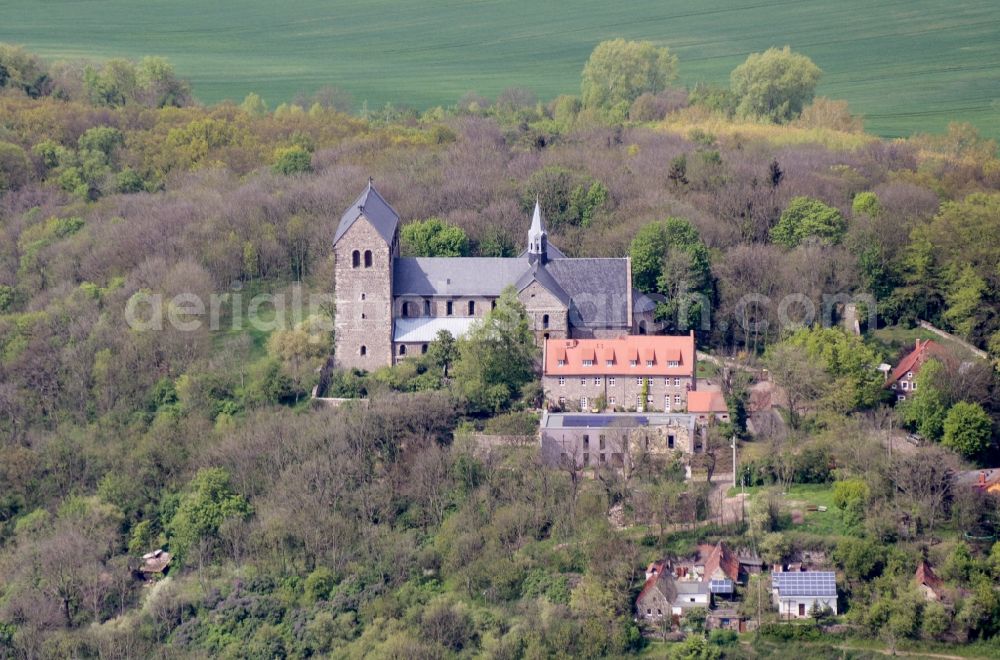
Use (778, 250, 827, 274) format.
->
(1, 41, 1000, 658)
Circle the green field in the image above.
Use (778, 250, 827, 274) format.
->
(2, 0, 998, 138)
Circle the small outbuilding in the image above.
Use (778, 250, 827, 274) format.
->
(139, 549, 172, 578)
(915, 560, 945, 602)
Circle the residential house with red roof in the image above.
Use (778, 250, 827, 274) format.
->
(955, 468, 1000, 496)
(543, 333, 696, 412)
(886, 338, 948, 402)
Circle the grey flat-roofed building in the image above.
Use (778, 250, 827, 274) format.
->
(539, 412, 698, 468)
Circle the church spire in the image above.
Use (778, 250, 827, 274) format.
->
(527, 197, 548, 264)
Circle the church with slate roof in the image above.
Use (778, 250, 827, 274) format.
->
(332, 180, 656, 370)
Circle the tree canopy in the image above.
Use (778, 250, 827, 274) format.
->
(629, 218, 713, 333)
(780, 326, 886, 412)
(452, 287, 538, 413)
(581, 39, 678, 111)
(942, 401, 993, 458)
(770, 196, 847, 247)
(730, 46, 822, 123)
(401, 218, 470, 257)
(900, 359, 949, 441)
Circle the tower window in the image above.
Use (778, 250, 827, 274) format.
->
(363, 250, 373, 268)
(491, 300, 496, 310)
(542, 314, 549, 329)
(360, 293, 365, 301)
(360, 345, 367, 356)
(399, 345, 406, 356)
(468, 300, 475, 315)
(446, 301, 453, 316)
(421, 344, 428, 354)
(352, 250, 360, 268)
(424, 300, 431, 316)
(401, 302, 409, 318)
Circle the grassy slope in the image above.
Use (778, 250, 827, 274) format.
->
(2, 0, 998, 139)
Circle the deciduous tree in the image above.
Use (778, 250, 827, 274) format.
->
(730, 46, 821, 123)
(942, 401, 993, 458)
(581, 39, 678, 111)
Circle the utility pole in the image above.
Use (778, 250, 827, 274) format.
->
(731, 435, 737, 488)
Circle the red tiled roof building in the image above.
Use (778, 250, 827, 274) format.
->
(543, 333, 696, 412)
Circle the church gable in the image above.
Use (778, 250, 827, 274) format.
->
(519, 280, 568, 311)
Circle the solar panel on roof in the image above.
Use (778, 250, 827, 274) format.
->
(771, 572, 836, 597)
(559, 415, 649, 428)
(709, 579, 733, 594)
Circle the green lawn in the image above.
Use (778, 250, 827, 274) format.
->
(736, 483, 850, 537)
(2, 0, 998, 139)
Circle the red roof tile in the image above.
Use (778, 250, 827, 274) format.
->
(688, 390, 728, 414)
(887, 339, 947, 385)
(544, 334, 696, 377)
(703, 541, 739, 582)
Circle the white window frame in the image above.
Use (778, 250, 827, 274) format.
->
(558, 376, 566, 386)
(609, 396, 616, 405)
(674, 377, 681, 387)
(901, 381, 908, 390)
(636, 377, 643, 385)
(594, 377, 602, 386)
(580, 396, 588, 409)
(608, 377, 616, 386)
(557, 359, 565, 367)
(582, 359, 594, 367)
(674, 394, 682, 405)
(606, 359, 614, 367)
(580, 377, 587, 386)
(646, 360, 654, 367)
(668, 360, 679, 367)
(629, 360, 638, 367)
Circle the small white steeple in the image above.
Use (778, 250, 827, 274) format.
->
(527, 197, 548, 264)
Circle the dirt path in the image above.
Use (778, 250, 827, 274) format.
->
(833, 644, 971, 660)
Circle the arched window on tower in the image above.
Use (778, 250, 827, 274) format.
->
(352, 250, 360, 268)
(468, 300, 475, 316)
(542, 314, 550, 329)
(360, 345, 367, 356)
(363, 250, 373, 268)
(399, 345, 407, 356)
(424, 300, 431, 316)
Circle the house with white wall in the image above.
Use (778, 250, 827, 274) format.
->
(771, 571, 838, 618)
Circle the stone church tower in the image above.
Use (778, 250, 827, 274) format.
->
(332, 180, 399, 370)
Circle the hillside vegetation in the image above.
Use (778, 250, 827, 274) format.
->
(1, 41, 1000, 658)
(1, 0, 998, 138)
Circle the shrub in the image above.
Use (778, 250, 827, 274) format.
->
(272, 145, 312, 175)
